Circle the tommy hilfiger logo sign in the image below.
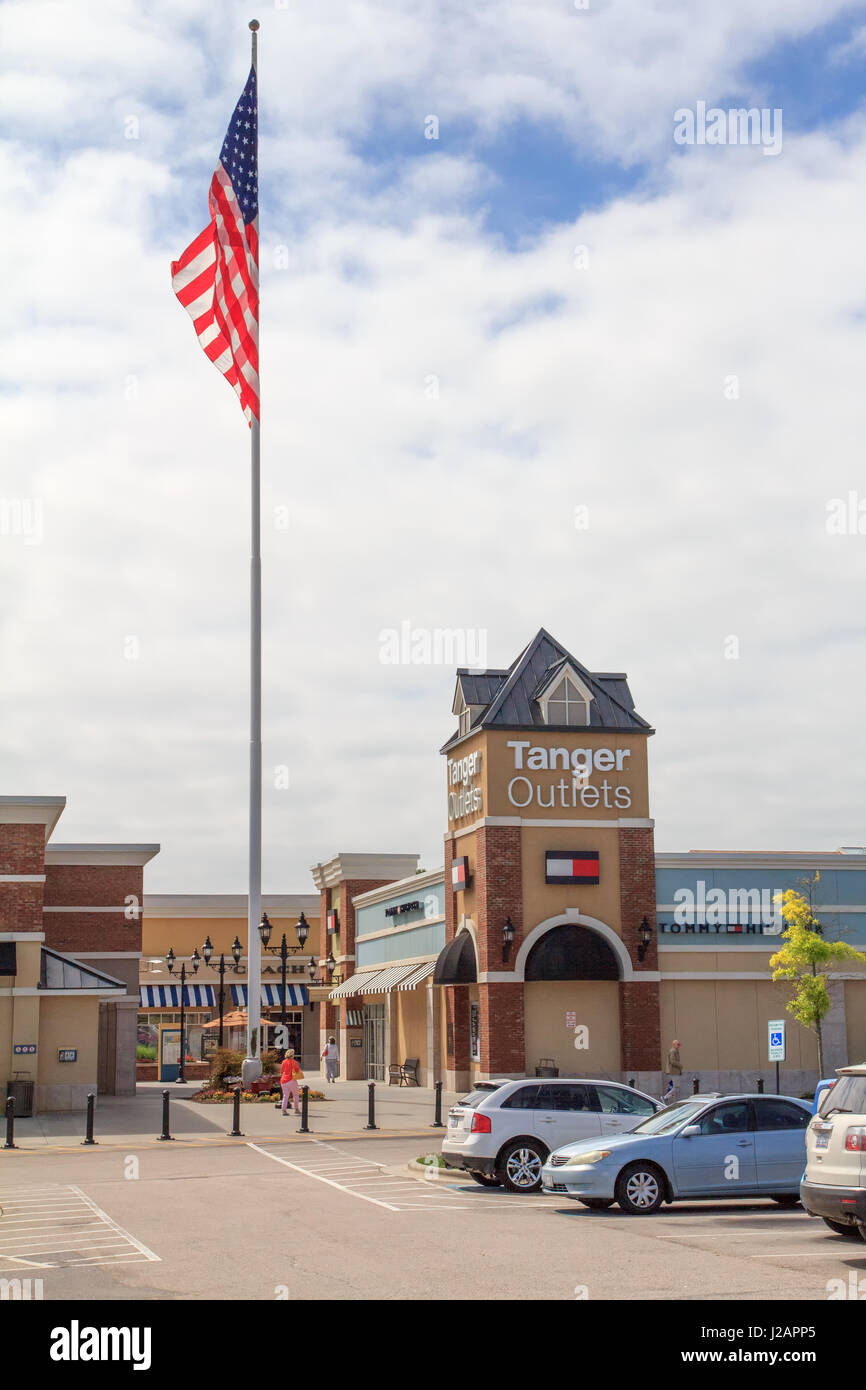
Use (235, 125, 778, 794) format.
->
(451, 857, 470, 891)
(545, 851, 600, 885)
(327, 910, 339, 934)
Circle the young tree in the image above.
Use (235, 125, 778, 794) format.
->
(770, 875, 866, 1076)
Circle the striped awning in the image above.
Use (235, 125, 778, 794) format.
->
(345, 1010, 363, 1027)
(396, 960, 436, 990)
(329, 969, 389, 999)
(231, 984, 309, 1007)
(366, 963, 420, 992)
(139, 984, 216, 1008)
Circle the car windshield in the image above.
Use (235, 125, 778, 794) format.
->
(628, 1101, 707, 1135)
(822, 1074, 866, 1116)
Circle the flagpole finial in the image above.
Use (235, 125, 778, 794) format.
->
(249, 18, 260, 29)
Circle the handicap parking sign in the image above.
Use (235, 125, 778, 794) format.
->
(768, 1019, 786, 1062)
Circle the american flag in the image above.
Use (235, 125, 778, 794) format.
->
(171, 68, 260, 424)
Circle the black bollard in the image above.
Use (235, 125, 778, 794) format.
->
(364, 1081, 377, 1131)
(156, 1087, 174, 1141)
(228, 1084, 244, 1137)
(628, 1078, 636, 1091)
(3, 1095, 15, 1151)
(692, 1076, 700, 1094)
(81, 1092, 97, 1146)
(431, 1080, 444, 1128)
(298, 1085, 310, 1134)
(756, 1077, 764, 1094)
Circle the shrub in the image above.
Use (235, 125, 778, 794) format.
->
(136, 1045, 156, 1061)
(209, 1047, 244, 1086)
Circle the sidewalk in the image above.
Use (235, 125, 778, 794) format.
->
(4, 1079, 459, 1151)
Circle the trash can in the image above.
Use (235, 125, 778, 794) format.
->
(535, 1059, 559, 1078)
(8, 1080, 34, 1118)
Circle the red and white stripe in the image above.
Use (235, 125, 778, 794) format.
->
(171, 165, 260, 425)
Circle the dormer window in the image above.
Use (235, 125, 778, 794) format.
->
(459, 707, 471, 736)
(540, 672, 591, 726)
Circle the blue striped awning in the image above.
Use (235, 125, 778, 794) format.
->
(231, 983, 309, 1007)
(139, 984, 216, 1008)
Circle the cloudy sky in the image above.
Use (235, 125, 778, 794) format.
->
(3, 0, 866, 891)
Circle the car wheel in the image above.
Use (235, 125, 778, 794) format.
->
(468, 1172, 501, 1188)
(821, 1217, 863, 1238)
(615, 1162, 665, 1214)
(497, 1140, 548, 1193)
(578, 1198, 615, 1210)
(770, 1195, 800, 1207)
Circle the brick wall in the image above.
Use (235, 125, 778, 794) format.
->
(619, 981, 662, 1071)
(617, 826, 661, 1070)
(43, 864, 144, 954)
(0, 824, 46, 933)
(478, 982, 524, 1073)
(475, 825, 523, 973)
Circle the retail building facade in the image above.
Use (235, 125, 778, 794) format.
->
(318, 630, 866, 1093)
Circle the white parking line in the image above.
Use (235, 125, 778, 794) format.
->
(0, 1184, 159, 1270)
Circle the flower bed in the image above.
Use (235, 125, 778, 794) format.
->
(191, 1088, 325, 1104)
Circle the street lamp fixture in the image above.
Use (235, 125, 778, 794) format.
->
(200, 934, 243, 1049)
(502, 916, 515, 964)
(637, 916, 654, 963)
(164, 946, 201, 1084)
(258, 912, 314, 1027)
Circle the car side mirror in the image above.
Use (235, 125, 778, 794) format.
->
(680, 1124, 701, 1138)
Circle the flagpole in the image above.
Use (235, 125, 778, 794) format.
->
(244, 16, 263, 1083)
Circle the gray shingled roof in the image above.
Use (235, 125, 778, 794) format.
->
(441, 629, 652, 751)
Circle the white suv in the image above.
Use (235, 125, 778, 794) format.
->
(801, 1062, 866, 1241)
(442, 1078, 663, 1193)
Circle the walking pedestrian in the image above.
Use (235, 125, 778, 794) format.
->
(665, 1038, 683, 1102)
(280, 1048, 303, 1115)
(321, 1036, 339, 1084)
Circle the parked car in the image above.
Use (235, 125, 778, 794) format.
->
(541, 1093, 812, 1213)
(813, 1078, 837, 1113)
(801, 1062, 866, 1241)
(442, 1079, 663, 1192)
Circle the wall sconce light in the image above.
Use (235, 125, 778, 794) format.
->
(637, 916, 653, 963)
(502, 916, 515, 965)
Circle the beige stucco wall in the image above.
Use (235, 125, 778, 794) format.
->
(37, 996, 100, 1085)
(142, 915, 320, 959)
(394, 990, 428, 1084)
(660, 980, 819, 1072)
(524, 980, 621, 1075)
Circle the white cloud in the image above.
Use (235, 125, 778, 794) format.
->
(2, 0, 866, 890)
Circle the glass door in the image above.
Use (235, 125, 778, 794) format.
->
(364, 1003, 386, 1081)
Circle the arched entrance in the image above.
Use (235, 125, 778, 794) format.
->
(522, 922, 622, 1076)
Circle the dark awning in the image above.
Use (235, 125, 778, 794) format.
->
(433, 931, 477, 985)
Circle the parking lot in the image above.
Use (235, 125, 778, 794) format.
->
(2, 1130, 864, 1302)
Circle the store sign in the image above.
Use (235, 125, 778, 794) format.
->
(447, 750, 483, 821)
(327, 909, 339, 934)
(469, 1002, 480, 1062)
(506, 741, 633, 810)
(385, 900, 421, 917)
(57, 1049, 77, 1064)
(451, 857, 470, 891)
(545, 850, 600, 885)
(13, 1044, 36, 1055)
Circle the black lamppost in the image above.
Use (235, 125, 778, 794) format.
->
(637, 916, 654, 963)
(258, 912, 312, 1025)
(502, 916, 515, 965)
(165, 946, 201, 1083)
(201, 934, 243, 1048)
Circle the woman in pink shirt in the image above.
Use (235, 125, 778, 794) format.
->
(280, 1049, 302, 1115)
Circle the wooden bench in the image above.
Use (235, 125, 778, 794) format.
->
(388, 1057, 420, 1086)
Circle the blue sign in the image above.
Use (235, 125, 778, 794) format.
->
(13, 1044, 36, 1055)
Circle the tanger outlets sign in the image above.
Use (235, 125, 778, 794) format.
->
(447, 750, 482, 821)
(664, 882, 784, 934)
(506, 741, 633, 811)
